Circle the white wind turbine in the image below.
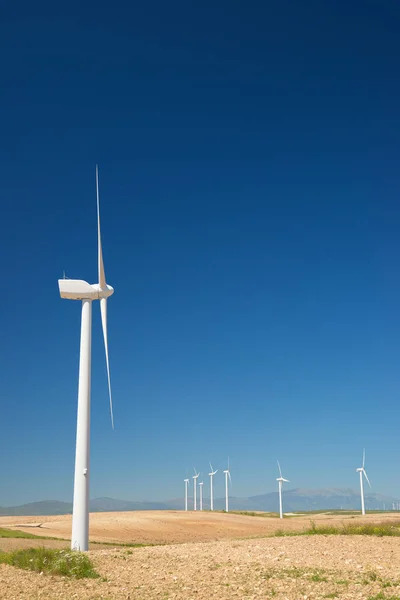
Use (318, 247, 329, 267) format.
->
(58, 166, 114, 552)
(184, 479, 190, 511)
(276, 461, 289, 519)
(193, 468, 200, 511)
(356, 449, 371, 516)
(223, 458, 232, 512)
(208, 463, 218, 511)
(199, 481, 204, 511)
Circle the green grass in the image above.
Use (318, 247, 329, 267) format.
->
(0, 527, 155, 548)
(229, 511, 280, 518)
(310, 572, 328, 582)
(290, 509, 390, 516)
(0, 547, 99, 578)
(304, 521, 400, 537)
(368, 594, 400, 600)
(92, 540, 154, 548)
(270, 521, 400, 538)
(0, 527, 62, 540)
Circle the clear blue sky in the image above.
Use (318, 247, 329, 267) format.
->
(1, 1, 400, 505)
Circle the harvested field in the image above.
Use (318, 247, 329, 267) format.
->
(1, 534, 400, 599)
(1, 510, 399, 545)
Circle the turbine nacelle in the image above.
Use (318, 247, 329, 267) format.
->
(357, 467, 371, 487)
(357, 450, 371, 487)
(209, 463, 218, 477)
(223, 469, 232, 485)
(277, 477, 289, 482)
(58, 279, 114, 300)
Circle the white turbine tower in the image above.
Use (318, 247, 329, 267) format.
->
(223, 458, 231, 512)
(199, 482, 204, 511)
(208, 463, 218, 511)
(193, 468, 200, 511)
(356, 449, 371, 516)
(276, 461, 289, 519)
(58, 166, 114, 551)
(184, 479, 190, 511)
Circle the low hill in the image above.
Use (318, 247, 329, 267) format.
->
(0, 501, 72, 516)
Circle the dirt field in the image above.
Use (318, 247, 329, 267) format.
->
(1, 534, 400, 599)
(1, 511, 400, 599)
(1, 509, 399, 545)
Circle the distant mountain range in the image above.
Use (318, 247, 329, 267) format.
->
(1, 488, 398, 516)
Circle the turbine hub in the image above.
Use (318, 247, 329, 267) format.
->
(91, 283, 114, 298)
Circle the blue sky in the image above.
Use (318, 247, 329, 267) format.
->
(1, 1, 400, 505)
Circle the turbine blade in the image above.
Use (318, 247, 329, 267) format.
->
(277, 460, 282, 478)
(283, 478, 289, 482)
(209, 463, 213, 473)
(100, 297, 114, 429)
(96, 165, 106, 289)
(363, 469, 371, 488)
(228, 471, 232, 486)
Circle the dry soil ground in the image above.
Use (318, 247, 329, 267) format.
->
(1, 510, 399, 546)
(1, 511, 400, 599)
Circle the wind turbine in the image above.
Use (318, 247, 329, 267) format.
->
(356, 449, 371, 516)
(184, 479, 190, 511)
(223, 458, 231, 512)
(208, 463, 218, 511)
(58, 166, 114, 551)
(193, 468, 200, 511)
(199, 482, 204, 511)
(276, 461, 289, 519)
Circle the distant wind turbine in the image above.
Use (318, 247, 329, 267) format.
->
(58, 166, 114, 551)
(199, 482, 204, 511)
(276, 461, 289, 519)
(208, 463, 218, 511)
(356, 449, 371, 516)
(193, 468, 200, 511)
(184, 479, 190, 511)
(223, 458, 232, 512)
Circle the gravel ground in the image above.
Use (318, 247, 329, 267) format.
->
(1, 535, 400, 599)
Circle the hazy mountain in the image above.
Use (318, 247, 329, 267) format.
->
(165, 488, 399, 512)
(0, 498, 169, 516)
(246, 488, 399, 512)
(0, 489, 398, 516)
(0, 501, 72, 516)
